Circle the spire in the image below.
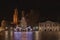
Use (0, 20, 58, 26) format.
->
(13, 8, 18, 25)
(20, 10, 27, 27)
(14, 8, 18, 15)
(22, 10, 25, 17)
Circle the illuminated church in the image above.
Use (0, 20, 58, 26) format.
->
(0, 8, 60, 40)
(13, 8, 32, 31)
(13, 8, 27, 27)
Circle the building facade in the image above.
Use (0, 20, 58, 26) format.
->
(39, 21, 60, 31)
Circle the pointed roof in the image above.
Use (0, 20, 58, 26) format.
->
(20, 10, 27, 27)
(22, 10, 25, 17)
(13, 8, 18, 25)
(14, 8, 18, 15)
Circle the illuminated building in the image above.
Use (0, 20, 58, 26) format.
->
(0, 20, 6, 31)
(39, 21, 60, 31)
(1, 20, 6, 27)
(13, 8, 18, 25)
(20, 10, 27, 28)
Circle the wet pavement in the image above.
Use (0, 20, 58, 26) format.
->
(0, 30, 60, 40)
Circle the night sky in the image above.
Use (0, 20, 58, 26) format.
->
(0, 0, 60, 22)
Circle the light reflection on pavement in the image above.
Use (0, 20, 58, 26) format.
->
(14, 32, 33, 40)
(0, 30, 59, 40)
(0, 29, 33, 40)
(14, 32, 22, 40)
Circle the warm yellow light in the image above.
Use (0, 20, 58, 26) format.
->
(13, 8, 18, 25)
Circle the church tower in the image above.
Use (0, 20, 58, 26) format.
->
(13, 8, 18, 25)
(20, 10, 27, 27)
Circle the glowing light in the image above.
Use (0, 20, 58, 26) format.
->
(14, 32, 33, 40)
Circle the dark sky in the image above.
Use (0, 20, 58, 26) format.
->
(0, 0, 60, 22)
